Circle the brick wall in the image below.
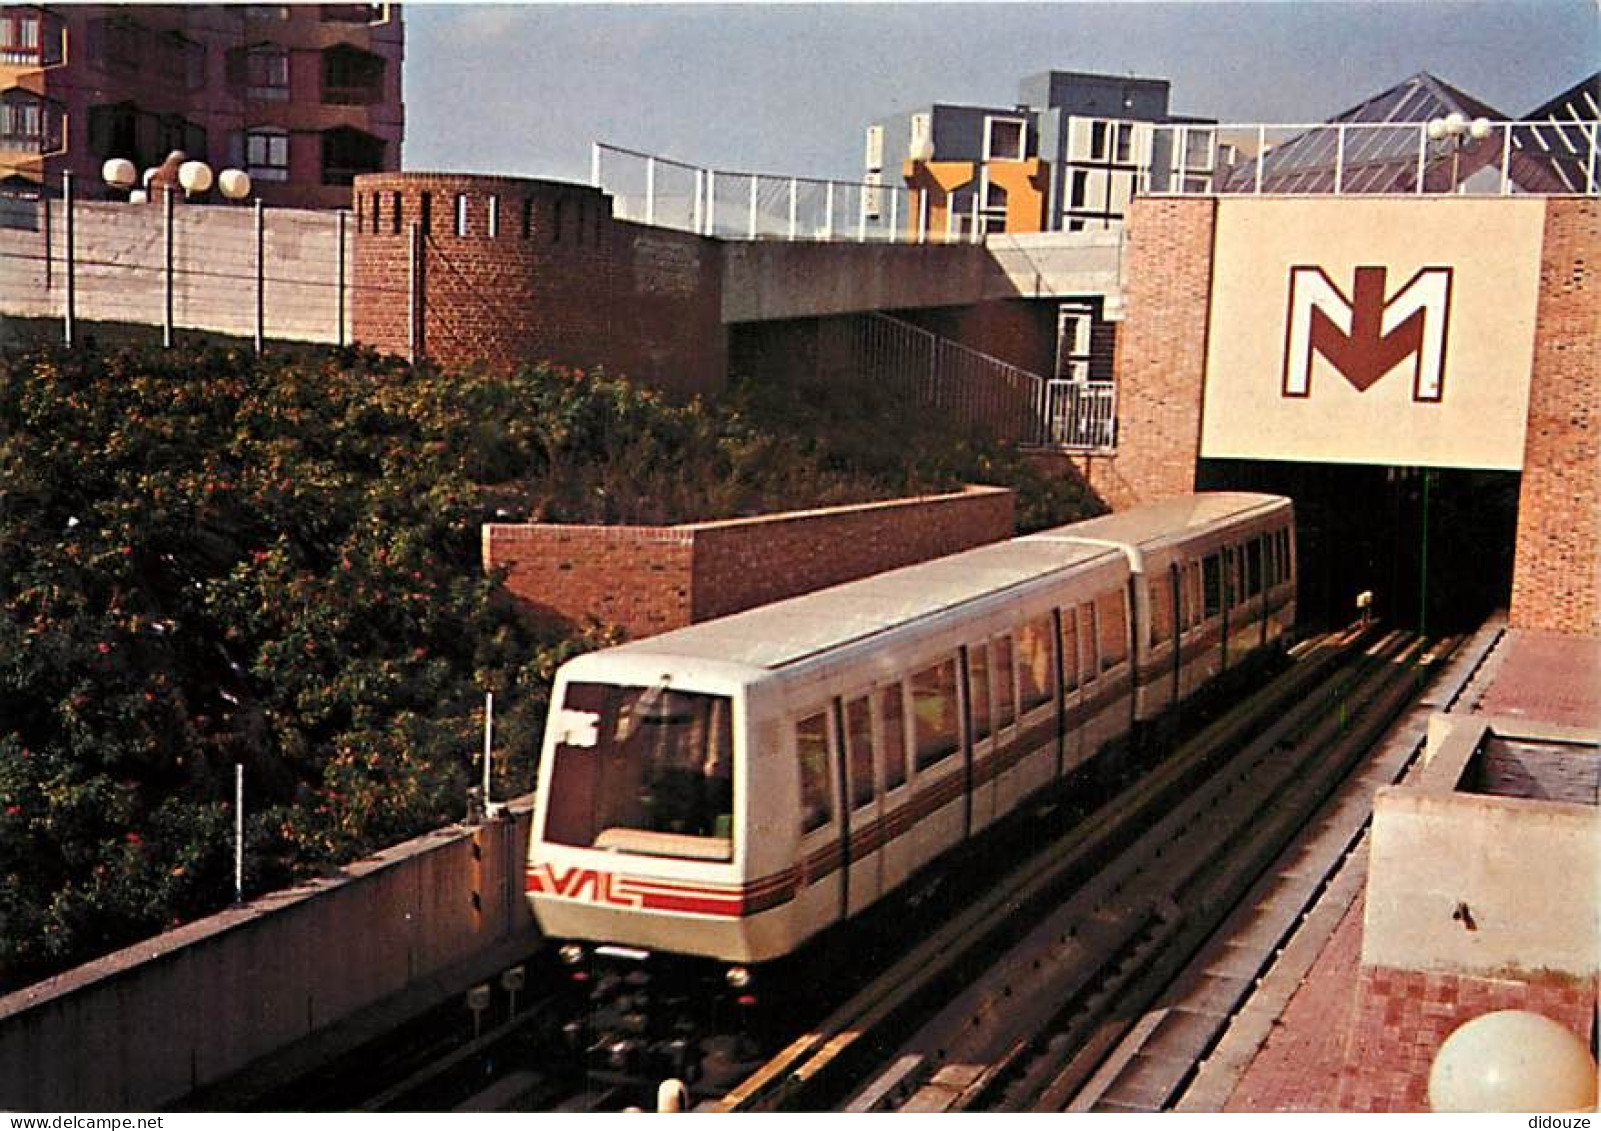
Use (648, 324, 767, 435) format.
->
(1509, 198, 1600, 637)
(1086, 197, 1217, 509)
(482, 486, 1015, 638)
(352, 173, 726, 399)
(1334, 964, 1596, 1112)
(901, 299, 1057, 377)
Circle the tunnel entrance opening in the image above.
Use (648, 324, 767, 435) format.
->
(1197, 460, 1521, 636)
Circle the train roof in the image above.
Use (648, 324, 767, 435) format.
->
(1022, 492, 1289, 553)
(588, 536, 1122, 675)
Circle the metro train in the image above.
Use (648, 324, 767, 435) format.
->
(526, 492, 1296, 982)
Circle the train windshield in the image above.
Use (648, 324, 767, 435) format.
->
(543, 682, 735, 862)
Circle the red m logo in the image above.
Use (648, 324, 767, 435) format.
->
(1283, 266, 1452, 402)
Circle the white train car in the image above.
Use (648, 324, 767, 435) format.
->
(527, 492, 1294, 970)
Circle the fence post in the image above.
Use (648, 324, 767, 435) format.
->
(644, 155, 656, 226)
(234, 763, 244, 904)
(705, 169, 716, 236)
(970, 192, 980, 244)
(917, 189, 928, 244)
(590, 142, 602, 188)
(1415, 123, 1427, 195)
(1333, 125, 1345, 195)
(748, 174, 758, 239)
(1589, 122, 1598, 197)
(163, 186, 175, 348)
(823, 181, 834, 240)
(888, 187, 899, 244)
(336, 208, 347, 347)
(1255, 125, 1266, 194)
(788, 177, 798, 240)
(254, 198, 265, 355)
(857, 183, 867, 242)
(693, 168, 704, 234)
(1499, 124, 1512, 197)
(62, 170, 74, 348)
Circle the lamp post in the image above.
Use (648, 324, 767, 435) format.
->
(1426, 113, 1492, 193)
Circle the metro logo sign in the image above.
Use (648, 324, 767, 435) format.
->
(1283, 265, 1452, 402)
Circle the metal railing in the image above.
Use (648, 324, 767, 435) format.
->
(849, 313, 1115, 452)
(1146, 119, 1599, 198)
(593, 142, 985, 244)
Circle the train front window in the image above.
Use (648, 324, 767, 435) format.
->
(544, 682, 735, 861)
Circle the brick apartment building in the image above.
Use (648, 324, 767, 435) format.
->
(0, 3, 403, 209)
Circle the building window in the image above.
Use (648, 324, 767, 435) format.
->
(86, 15, 142, 71)
(1069, 168, 1088, 208)
(486, 195, 499, 238)
(983, 115, 1026, 162)
(321, 44, 385, 106)
(0, 8, 39, 64)
(245, 127, 290, 182)
(1115, 122, 1134, 164)
(0, 93, 60, 153)
(320, 126, 383, 186)
(320, 3, 385, 23)
(246, 44, 289, 100)
(454, 192, 468, 236)
(1089, 120, 1108, 161)
(88, 101, 141, 164)
(158, 115, 205, 163)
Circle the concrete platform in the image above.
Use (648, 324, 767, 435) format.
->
(1188, 621, 1600, 1112)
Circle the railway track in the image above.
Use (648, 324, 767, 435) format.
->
(713, 624, 1451, 1113)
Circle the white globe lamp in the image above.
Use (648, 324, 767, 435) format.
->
(1428, 1010, 1598, 1112)
(218, 168, 253, 201)
(101, 158, 137, 191)
(177, 160, 214, 198)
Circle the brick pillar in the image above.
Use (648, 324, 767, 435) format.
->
(1088, 197, 1217, 509)
(1509, 198, 1600, 637)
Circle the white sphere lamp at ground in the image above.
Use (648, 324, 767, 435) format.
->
(1428, 1009, 1598, 1112)
(218, 168, 252, 201)
(101, 158, 137, 191)
(177, 160, 213, 198)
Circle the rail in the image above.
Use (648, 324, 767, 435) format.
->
(849, 314, 1115, 453)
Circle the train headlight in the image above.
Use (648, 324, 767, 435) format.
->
(558, 943, 585, 966)
(725, 965, 752, 989)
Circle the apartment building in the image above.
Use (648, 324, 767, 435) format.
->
(862, 69, 1216, 238)
(0, 3, 403, 209)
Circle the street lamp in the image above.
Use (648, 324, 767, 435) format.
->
(1426, 113, 1492, 193)
(218, 168, 253, 202)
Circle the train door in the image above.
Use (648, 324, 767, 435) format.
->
(876, 681, 917, 897)
(841, 693, 883, 916)
(792, 707, 846, 928)
(965, 640, 997, 835)
(1059, 605, 1085, 773)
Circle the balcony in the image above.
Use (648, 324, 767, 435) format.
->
(321, 44, 385, 107)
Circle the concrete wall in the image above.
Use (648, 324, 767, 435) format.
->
(1365, 715, 1600, 979)
(482, 486, 1015, 639)
(0, 802, 537, 1111)
(0, 199, 353, 344)
(720, 229, 1123, 324)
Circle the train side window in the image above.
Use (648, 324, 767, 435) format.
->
(1190, 562, 1204, 627)
(968, 643, 992, 743)
(1150, 574, 1174, 646)
(911, 659, 960, 770)
(1060, 608, 1080, 692)
(881, 683, 908, 791)
(1017, 617, 1053, 712)
(1203, 555, 1222, 619)
(1280, 529, 1293, 583)
(1078, 601, 1098, 682)
(1097, 590, 1127, 672)
(795, 712, 833, 834)
(994, 635, 1017, 731)
(1246, 538, 1263, 598)
(1265, 532, 1278, 589)
(845, 696, 875, 811)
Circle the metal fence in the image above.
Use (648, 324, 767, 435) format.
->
(594, 142, 982, 244)
(0, 177, 355, 350)
(849, 313, 1115, 452)
(1146, 119, 1599, 198)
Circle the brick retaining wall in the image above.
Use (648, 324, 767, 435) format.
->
(482, 485, 1015, 638)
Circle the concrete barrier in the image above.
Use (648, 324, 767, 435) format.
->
(0, 798, 538, 1111)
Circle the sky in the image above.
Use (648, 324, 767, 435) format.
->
(402, 1, 1600, 185)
